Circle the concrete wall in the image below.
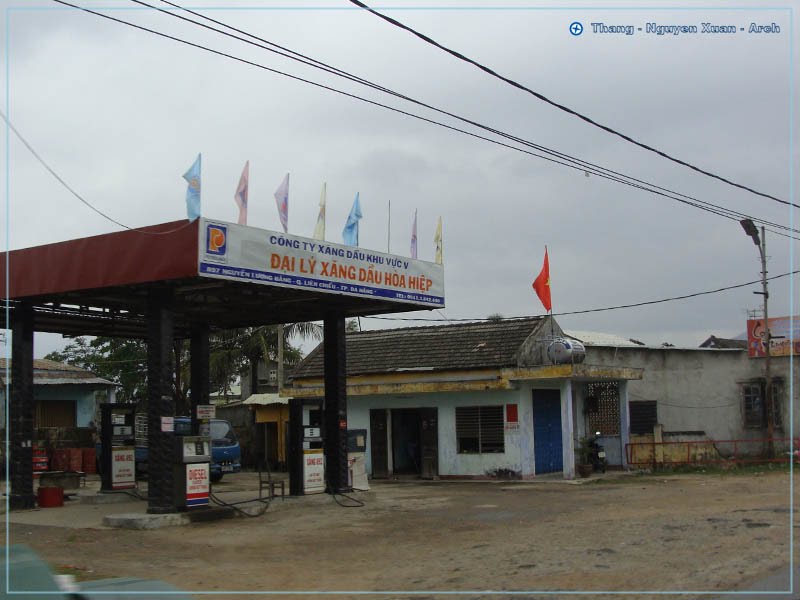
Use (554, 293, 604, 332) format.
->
(349, 388, 535, 478)
(517, 317, 566, 366)
(241, 359, 281, 399)
(585, 346, 798, 449)
(347, 378, 578, 478)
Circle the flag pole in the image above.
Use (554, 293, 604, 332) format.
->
(547, 245, 554, 337)
(387, 199, 391, 253)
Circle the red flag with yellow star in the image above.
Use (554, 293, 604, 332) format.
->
(532, 247, 551, 312)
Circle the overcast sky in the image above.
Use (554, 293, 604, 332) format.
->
(0, 0, 796, 357)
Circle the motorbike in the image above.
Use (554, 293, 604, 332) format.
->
(588, 431, 607, 473)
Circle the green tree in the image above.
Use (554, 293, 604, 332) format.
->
(45, 337, 147, 404)
(241, 323, 321, 365)
(44, 322, 322, 408)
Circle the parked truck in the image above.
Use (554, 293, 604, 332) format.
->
(102, 415, 241, 482)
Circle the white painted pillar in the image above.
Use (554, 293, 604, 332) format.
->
(619, 380, 630, 470)
(575, 385, 586, 439)
(561, 379, 575, 479)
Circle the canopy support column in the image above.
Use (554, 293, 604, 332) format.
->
(323, 314, 350, 493)
(147, 287, 177, 514)
(10, 302, 35, 510)
(190, 323, 210, 435)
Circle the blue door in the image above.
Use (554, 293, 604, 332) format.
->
(533, 390, 563, 474)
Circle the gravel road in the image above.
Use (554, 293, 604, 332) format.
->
(6, 469, 797, 599)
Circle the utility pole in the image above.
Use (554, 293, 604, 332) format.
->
(277, 324, 284, 395)
(740, 220, 774, 457)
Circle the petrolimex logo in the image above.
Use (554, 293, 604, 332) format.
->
(206, 223, 227, 257)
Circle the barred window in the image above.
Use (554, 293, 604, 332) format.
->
(742, 380, 783, 429)
(742, 383, 763, 429)
(629, 401, 658, 435)
(773, 383, 785, 428)
(456, 405, 504, 454)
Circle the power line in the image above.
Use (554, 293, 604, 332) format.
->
(365, 270, 800, 323)
(51, 0, 796, 240)
(138, 0, 796, 237)
(629, 395, 741, 410)
(0, 108, 193, 236)
(51, 326, 302, 361)
(348, 0, 795, 210)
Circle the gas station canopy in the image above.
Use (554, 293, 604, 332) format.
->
(3, 218, 445, 511)
(1, 218, 445, 336)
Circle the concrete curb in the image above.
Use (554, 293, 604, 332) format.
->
(103, 512, 190, 530)
(79, 490, 146, 504)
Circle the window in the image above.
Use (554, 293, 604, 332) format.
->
(586, 382, 620, 436)
(456, 405, 504, 453)
(629, 401, 658, 435)
(742, 379, 783, 429)
(269, 369, 277, 383)
(210, 420, 238, 446)
(35, 400, 76, 428)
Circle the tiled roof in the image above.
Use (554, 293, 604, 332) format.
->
(291, 317, 547, 379)
(0, 358, 90, 373)
(0, 358, 113, 385)
(699, 335, 748, 350)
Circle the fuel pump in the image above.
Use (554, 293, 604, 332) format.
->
(288, 398, 325, 495)
(347, 429, 369, 490)
(99, 404, 136, 492)
(173, 435, 211, 509)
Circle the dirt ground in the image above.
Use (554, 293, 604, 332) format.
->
(5, 469, 798, 599)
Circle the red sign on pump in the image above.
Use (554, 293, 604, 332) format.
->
(185, 463, 209, 508)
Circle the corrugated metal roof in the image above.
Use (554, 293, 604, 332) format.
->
(567, 331, 747, 352)
(243, 393, 287, 405)
(32, 377, 115, 386)
(565, 331, 646, 347)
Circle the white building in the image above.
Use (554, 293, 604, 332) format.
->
(289, 317, 640, 479)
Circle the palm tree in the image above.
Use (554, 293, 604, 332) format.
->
(179, 323, 322, 405)
(237, 322, 323, 397)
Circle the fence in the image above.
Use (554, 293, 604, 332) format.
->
(625, 437, 799, 467)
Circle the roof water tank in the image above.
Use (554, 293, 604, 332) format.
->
(547, 338, 586, 364)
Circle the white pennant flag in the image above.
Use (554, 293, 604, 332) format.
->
(313, 183, 326, 240)
(274, 173, 289, 233)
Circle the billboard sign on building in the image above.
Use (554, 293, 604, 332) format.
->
(197, 218, 444, 307)
(746, 316, 800, 357)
